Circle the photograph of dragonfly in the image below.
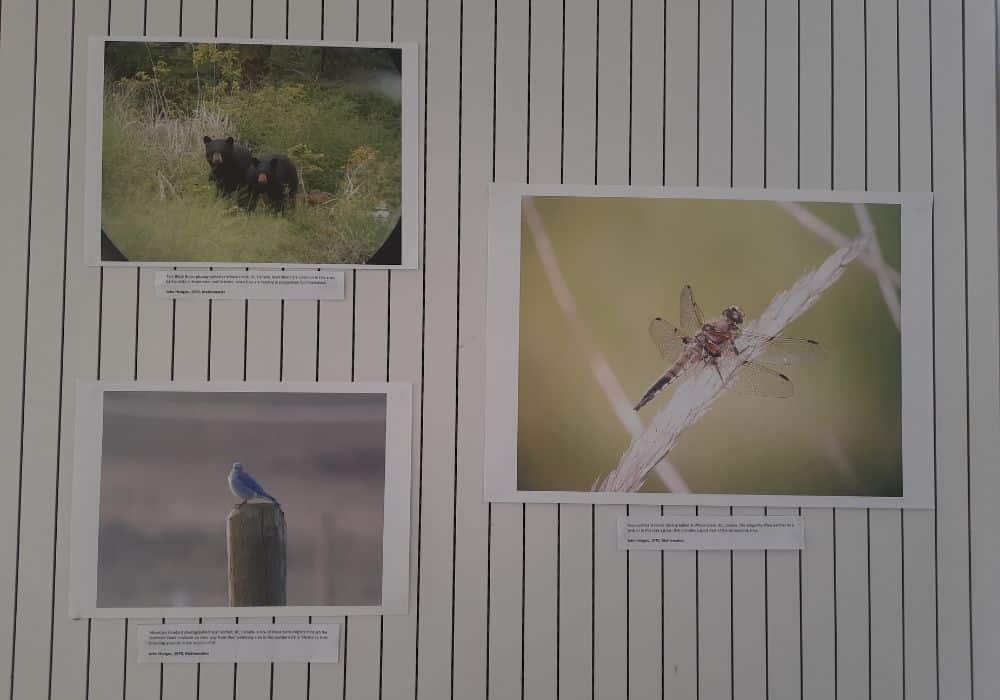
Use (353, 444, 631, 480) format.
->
(483, 186, 935, 505)
(633, 285, 824, 411)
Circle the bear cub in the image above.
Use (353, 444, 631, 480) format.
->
(203, 136, 253, 199)
(246, 154, 299, 212)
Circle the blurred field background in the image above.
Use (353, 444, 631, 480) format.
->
(97, 391, 386, 608)
(101, 41, 402, 264)
(517, 196, 902, 496)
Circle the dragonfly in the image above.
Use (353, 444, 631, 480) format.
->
(633, 285, 824, 411)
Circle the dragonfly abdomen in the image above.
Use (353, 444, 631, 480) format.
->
(633, 346, 699, 411)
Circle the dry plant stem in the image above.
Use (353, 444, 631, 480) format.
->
(522, 199, 692, 494)
(780, 201, 899, 328)
(777, 201, 901, 288)
(594, 232, 874, 493)
(852, 203, 901, 328)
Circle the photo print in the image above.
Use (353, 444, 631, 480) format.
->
(70, 382, 413, 618)
(85, 37, 418, 268)
(484, 185, 935, 508)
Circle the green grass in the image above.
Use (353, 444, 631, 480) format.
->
(101, 64, 401, 264)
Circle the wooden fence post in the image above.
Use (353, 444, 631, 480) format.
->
(226, 502, 287, 606)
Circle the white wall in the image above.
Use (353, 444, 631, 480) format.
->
(0, 0, 997, 698)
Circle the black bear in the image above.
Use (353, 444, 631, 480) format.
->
(203, 136, 253, 199)
(246, 154, 299, 212)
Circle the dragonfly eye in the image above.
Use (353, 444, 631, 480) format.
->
(724, 306, 744, 324)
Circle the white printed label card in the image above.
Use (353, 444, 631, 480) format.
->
(617, 515, 804, 551)
(137, 623, 341, 663)
(155, 270, 346, 300)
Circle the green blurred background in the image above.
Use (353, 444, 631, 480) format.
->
(517, 196, 902, 496)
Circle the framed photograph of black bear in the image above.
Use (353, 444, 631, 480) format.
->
(84, 37, 419, 269)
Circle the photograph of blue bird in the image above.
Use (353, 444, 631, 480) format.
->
(95, 390, 388, 609)
(228, 461, 281, 509)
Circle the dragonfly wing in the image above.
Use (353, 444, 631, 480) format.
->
(728, 360, 795, 398)
(679, 285, 705, 335)
(735, 332, 825, 366)
(648, 317, 688, 360)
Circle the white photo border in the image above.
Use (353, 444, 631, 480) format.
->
(85, 36, 420, 270)
(70, 380, 414, 619)
(484, 183, 935, 509)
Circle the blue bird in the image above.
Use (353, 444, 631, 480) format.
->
(228, 462, 281, 509)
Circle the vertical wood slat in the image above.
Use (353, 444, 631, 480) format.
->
(235, 295, 281, 700)
(308, 144, 354, 700)
(49, 0, 102, 693)
(278, 4, 340, 700)
(0, 0, 37, 686)
(266, 31, 316, 694)
(310, 4, 360, 700)
(695, 4, 734, 700)
(147, 0, 182, 35)
(593, 2, 630, 699)
(930, 0, 974, 697)
(831, 2, 872, 699)
(308, 252, 353, 700)
(307, 315, 352, 700)
(238, 259, 282, 700)
(522, 0, 562, 697)
(196, 3, 249, 700)
(661, 4, 700, 700)
(379, 1, 427, 698)
(198, 297, 244, 700)
(88, 1, 144, 698)
(450, 0, 492, 696)
(88, 288, 135, 700)
(626, 1, 664, 698)
(864, 3, 905, 700)
(896, 2, 939, 698)
(162, 286, 207, 700)
(272, 300, 319, 700)
(237, 5, 287, 700)
(557, 2, 597, 699)
(488, 0, 528, 697)
(964, 0, 1000, 697)
(142, 2, 204, 699)
(730, 3, 767, 700)
(128, 264, 175, 699)
(797, 3, 837, 700)
(762, 4, 803, 700)
(416, 0, 463, 697)
(341, 2, 394, 697)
